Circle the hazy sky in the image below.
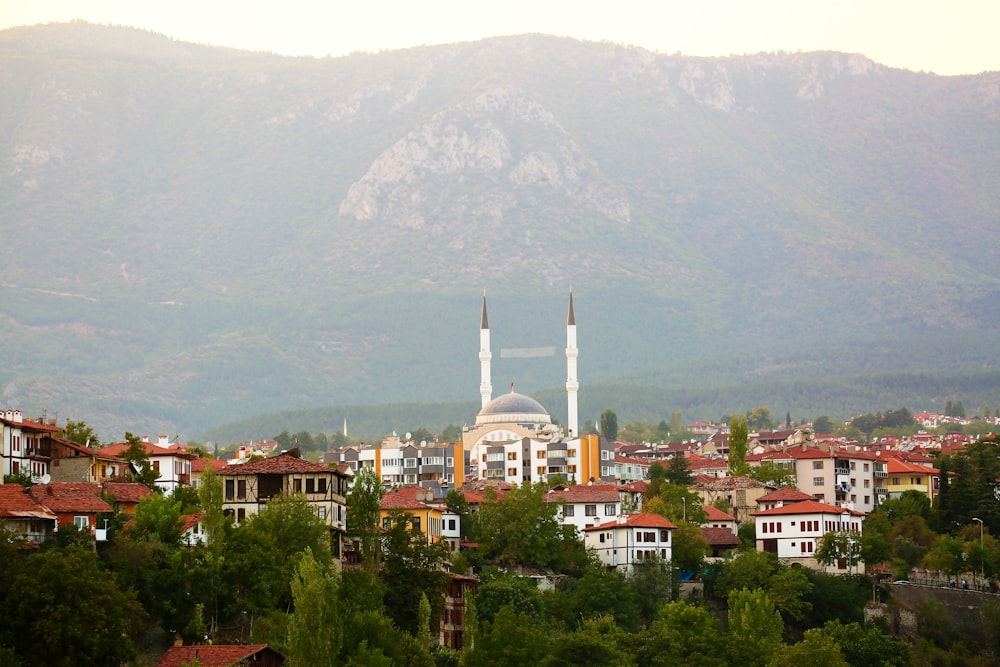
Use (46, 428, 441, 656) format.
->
(3, 0, 999, 75)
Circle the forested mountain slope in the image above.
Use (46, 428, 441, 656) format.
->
(1, 22, 998, 439)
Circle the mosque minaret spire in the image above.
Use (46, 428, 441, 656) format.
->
(479, 291, 493, 409)
(565, 290, 579, 437)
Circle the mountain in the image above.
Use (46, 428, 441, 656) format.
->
(1, 22, 998, 441)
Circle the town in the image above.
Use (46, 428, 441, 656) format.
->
(1, 297, 998, 665)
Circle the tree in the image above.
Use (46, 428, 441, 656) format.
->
(198, 463, 226, 545)
(746, 406, 776, 432)
(669, 521, 710, 575)
(637, 601, 726, 667)
(122, 431, 160, 489)
(129, 492, 184, 545)
(726, 588, 783, 667)
(440, 424, 462, 442)
(817, 619, 911, 667)
(599, 409, 619, 442)
(665, 455, 694, 486)
(64, 419, 99, 448)
(746, 462, 795, 487)
(380, 510, 449, 636)
(812, 416, 835, 434)
(768, 628, 847, 667)
(0, 546, 145, 666)
(287, 548, 342, 667)
(476, 483, 581, 571)
(728, 416, 749, 476)
(346, 466, 385, 577)
(462, 606, 551, 667)
(541, 617, 636, 667)
(221, 493, 332, 615)
(815, 531, 863, 575)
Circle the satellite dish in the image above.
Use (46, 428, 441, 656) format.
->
(415, 490, 426, 501)
(405, 432, 412, 441)
(40, 474, 51, 484)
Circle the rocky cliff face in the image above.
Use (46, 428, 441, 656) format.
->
(339, 85, 630, 229)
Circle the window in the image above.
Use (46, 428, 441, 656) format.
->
(448, 519, 456, 530)
(404, 458, 417, 468)
(813, 477, 824, 486)
(225, 480, 235, 500)
(318, 478, 327, 494)
(153, 460, 160, 473)
(536, 466, 546, 475)
(864, 496, 870, 505)
(412, 517, 421, 531)
(447, 457, 454, 467)
(237, 508, 246, 523)
(383, 517, 392, 529)
(568, 465, 577, 474)
(605, 504, 616, 516)
(850, 461, 856, 470)
(74, 516, 89, 531)
(237, 479, 247, 500)
(507, 451, 517, 460)
(565, 505, 575, 517)
(599, 533, 605, 543)
(537, 450, 546, 459)
(601, 450, 611, 460)
(404, 474, 416, 484)
(317, 506, 326, 519)
(864, 463, 870, 472)
(660, 530, 670, 542)
(293, 479, 302, 493)
(813, 461, 824, 470)
(508, 467, 517, 476)
(568, 449, 577, 458)
(644, 531, 655, 542)
(585, 505, 597, 516)
(892, 477, 901, 485)
(864, 479, 870, 488)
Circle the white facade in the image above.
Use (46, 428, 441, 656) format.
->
(753, 500, 865, 572)
(546, 485, 622, 536)
(584, 513, 676, 575)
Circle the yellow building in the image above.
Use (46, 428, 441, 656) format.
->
(886, 459, 939, 500)
(380, 485, 446, 545)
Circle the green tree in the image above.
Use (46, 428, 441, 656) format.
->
(746, 462, 796, 487)
(746, 407, 776, 432)
(122, 431, 160, 489)
(129, 492, 183, 545)
(817, 620, 912, 667)
(637, 600, 726, 667)
(0, 546, 145, 666)
(346, 466, 385, 577)
(380, 510, 449, 636)
(665, 455, 694, 486)
(726, 588, 783, 667)
(64, 419, 100, 448)
(198, 463, 226, 545)
(462, 607, 551, 667)
(729, 416, 749, 475)
(812, 416, 835, 434)
(474, 569, 544, 624)
(768, 628, 847, 667)
(599, 409, 619, 442)
(815, 531, 863, 575)
(541, 616, 636, 667)
(222, 493, 332, 616)
(287, 548, 342, 667)
(669, 521, 710, 575)
(476, 483, 581, 571)
(440, 424, 462, 442)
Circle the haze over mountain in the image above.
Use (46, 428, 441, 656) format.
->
(1, 22, 998, 442)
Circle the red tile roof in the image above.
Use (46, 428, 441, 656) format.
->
(693, 475, 772, 490)
(28, 483, 113, 513)
(380, 486, 435, 510)
(98, 442, 196, 460)
(886, 460, 939, 475)
(154, 644, 282, 667)
(584, 512, 677, 531)
(102, 482, 154, 504)
(180, 513, 203, 533)
(703, 505, 737, 521)
(191, 457, 224, 473)
(0, 485, 57, 520)
(752, 500, 865, 517)
(546, 484, 620, 504)
(700, 526, 741, 547)
(756, 487, 816, 503)
(217, 453, 337, 476)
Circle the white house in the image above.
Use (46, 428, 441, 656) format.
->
(583, 513, 676, 575)
(752, 499, 866, 573)
(546, 484, 622, 535)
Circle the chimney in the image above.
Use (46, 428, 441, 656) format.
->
(12, 410, 22, 423)
(158, 434, 169, 447)
(141, 435, 149, 443)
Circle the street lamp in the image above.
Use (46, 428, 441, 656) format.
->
(973, 517, 984, 587)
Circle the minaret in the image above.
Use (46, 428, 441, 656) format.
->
(565, 290, 579, 437)
(479, 292, 492, 408)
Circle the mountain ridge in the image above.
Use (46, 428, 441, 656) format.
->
(1, 23, 998, 440)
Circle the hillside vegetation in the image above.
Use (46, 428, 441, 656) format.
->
(1, 22, 998, 439)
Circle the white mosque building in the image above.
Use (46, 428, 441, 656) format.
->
(463, 293, 614, 486)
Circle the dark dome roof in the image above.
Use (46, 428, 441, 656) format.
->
(476, 391, 551, 425)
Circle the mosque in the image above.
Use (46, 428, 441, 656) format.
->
(463, 293, 615, 485)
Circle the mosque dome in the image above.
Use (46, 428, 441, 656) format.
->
(476, 391, 552, 426)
